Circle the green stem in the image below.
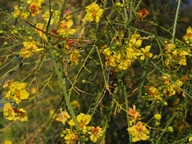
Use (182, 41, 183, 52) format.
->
(124, 85, 132, 143)
(49, 48, 82, 140)
(172, 0, 181, 43)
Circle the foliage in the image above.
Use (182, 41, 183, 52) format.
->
(0, 0, 192, 143)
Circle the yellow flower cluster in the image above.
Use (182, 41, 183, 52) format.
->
(3, 81, 29, 121)
(3, 103, 28, 121)
(164, 41, 191, 66)
(27, 0, 44, 17)
(103, 32, 152, 71)
(57, 112, 103, 143)
(84, 2, 103, 23)
(161, 74, 183, 97)
(163, 79, 183, 97)
(13, 5, 29, 19)
(20, 40, 43, 58)
(69, 49, 81, 65)
(127, 105, 150, 142)
(63, 129, 79, 144)
(148, 87, 162, 101)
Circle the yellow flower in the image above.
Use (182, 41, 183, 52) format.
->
(148, 87, 162, 101)
(71, 100, 80, 109)
(163, 85, 176, 97)
(13, 5, 21, 18)
(5, 81, 29, 104)
(3, 80, 13, 88)
(68, 113, 91, 133)
(13, 5, 29, 19)
(84, 2, 103, 23)
(127, 121, 150, 142)
(27, 0, 44, 7)
(130, 38, 142, 48)
(162, 74, 171, 85)
(3, 103, 28, 121)
(189, 137, 192, 142)
(36, 23, 48, 42)
(165, 42, 176, 54)
(20, 40, 43, 58)
(69, 49, 81, 65)
(183, 26, 192, 46)
(64, 129, 79, 144)
(3, 103, 16, 120)
(4, 139, 12, 144)
(139, 45, 153, 61)
(43, 10, 60, 25)
(29, 4, 42, 17)
(56, 109, 70, 125)
(89, 126, 103, 142)
(128, 105, 141, 125)
(57, 20, 76, 36)
(173, 80, 183, 93)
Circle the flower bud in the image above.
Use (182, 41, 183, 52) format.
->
(155, 122, 160, 126)
(163, 101, 168, 106)
(115, 2, 122, 7)
(154, 114, 162, 120)
(167, 126, 174, 132)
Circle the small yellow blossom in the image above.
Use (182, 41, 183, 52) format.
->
(71, 100, 80, 109)
(3, 103, 16, 120)
(148, 87, 162, 101)
(3, 103, 28, 121)
(163, 85, 176, 97)
(13, 5, 29, 19)
(138, 45, 153, 60)
(43, 10, 60, 25)
(189, 137, 192, 142)
(20, 40, 43, 58)
(127, 121, 150, 142)
(89, 126, 103, 142)
(162, 74, 171, 85)
(163, 79, 183, 97)
(128, 105, 141, 125)
(57, 20, 76, 36)
(36, 23, 48, 42)
(183, 26, 192, 46)
(29, 4, 42, 17)
(5, 81, 29, 104)
(13, 5, 21, 18)
(56, 109, 70, 125)
(68, 113, 91, 133)
(27, 0, 44, 7)
(69, 49, 81, 65)
(3, 80, 13, 88)
(64, 129, 79, 144)
(84, 2, 103, 23)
